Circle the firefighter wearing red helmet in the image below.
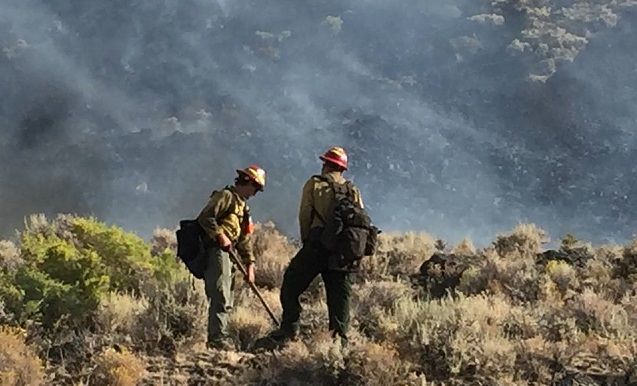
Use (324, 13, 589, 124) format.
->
(258, 146, 365, 348)
(319, 146, 349, 170)
(196, 164, 266, 350)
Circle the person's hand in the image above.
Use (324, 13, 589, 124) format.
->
(216, 233, 232, 250)
(245, 263, 255, 284)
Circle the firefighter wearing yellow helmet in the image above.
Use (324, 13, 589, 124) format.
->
(196, 164, 266, 350)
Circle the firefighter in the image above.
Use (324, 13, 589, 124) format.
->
(261, 146, 364, 347)
(196, 164, 266, 350)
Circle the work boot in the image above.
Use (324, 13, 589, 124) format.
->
(206, 338, 235, 351)
(252, 327, 299, 351)
(267, 327, 299, 343)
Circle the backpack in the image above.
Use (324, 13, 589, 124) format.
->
(176, 187, 246, 279)
(313, 175, 380, 272)
(175, 219, 207, 279)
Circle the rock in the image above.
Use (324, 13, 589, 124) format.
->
(411, 252, 478, 299)
(553, 372, 637, 386)
(536, 247, 595, 268)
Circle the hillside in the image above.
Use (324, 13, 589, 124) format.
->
(3, 1, 637, 384)
(2, 214, 637, 385)
(2, 0, 637, 246)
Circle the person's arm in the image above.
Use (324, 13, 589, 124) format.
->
(236, 208, 256, 283)
(197, 189, 233, 240)
(235, 226, 255, 265)
(352, 184, 365, 209)
(298, 178, 315, 242)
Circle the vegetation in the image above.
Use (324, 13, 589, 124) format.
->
(2, 213, 637, 385)
(2, 2, 637, 385)
(472, 0, 637, 80)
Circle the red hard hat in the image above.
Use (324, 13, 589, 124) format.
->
(319, 146, 348, 170)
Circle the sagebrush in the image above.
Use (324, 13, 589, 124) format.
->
(2, 214, 637, 385)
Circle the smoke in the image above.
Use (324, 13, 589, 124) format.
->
(1, 0, 637, 248)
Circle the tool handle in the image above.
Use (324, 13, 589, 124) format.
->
(227, 248, 280, 326)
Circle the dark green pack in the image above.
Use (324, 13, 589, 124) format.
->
(313, 175, 380, 272)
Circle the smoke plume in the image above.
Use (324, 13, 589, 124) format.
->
(1, 0, 636, 247)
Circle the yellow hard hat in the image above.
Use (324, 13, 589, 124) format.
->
(236, 164, 267, 190)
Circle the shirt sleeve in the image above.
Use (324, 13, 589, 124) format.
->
(353, 185, 365, 209)
(196, 189, 233, 240)
(235, 230, 255, 265)
(298, 178, 315, 242)
(354, 188, 365, 208)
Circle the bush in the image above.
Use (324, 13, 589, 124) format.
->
(96, 293, 149, 335)
(359, 231, 436, 282)
(0, 214, 185, 330)
(6, 216, 637, 385)
(228, 303, 271, 351)
(149, 227, 177, 257)
(90, 346, 145, 386)
(0, 240, 22, 271)
(246, 332, 346, 385)
(66, 215, 181, 292)
(252, 221, 298, 290)
(0, 300, 13, 325)
(0, 326, 46, 386)
(493, 223, 548, 258)
(130, 278, 207, 355)
(10, 239, 110, 328)
(242, 332, 423, 385)
(340, 342, 420, 386)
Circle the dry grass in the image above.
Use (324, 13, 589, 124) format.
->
(493, 223, 549, 258)
(130, 278, 207, 354)
(7, 221, 637, 385)
(0, 240, 22, 271)
(238, 330, 424, 386)
(90, 347, 145, 386)
(451, 238, 477, 256)
(351, 279, 415, 343)
(359, 231, 436, 281)
(340, 341, 422, 386)
(240, 331, 344, 384)
(228, 287, 277, 350)
(546, 260, 579, 296)
(150, 227, 177, 257)
(251, 221, 299, 289)
(0, 326, 45, 386)
(96, 292, 149, 335)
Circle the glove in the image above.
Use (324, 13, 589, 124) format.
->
(216, 233, 232, 251)
(245, 263, 255, 284)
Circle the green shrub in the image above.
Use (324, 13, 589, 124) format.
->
(10, 240, 110, 328)
(0, 214, 184, 330)
(66, 216, 182, 293)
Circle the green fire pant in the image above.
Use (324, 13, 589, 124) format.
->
(202, 246, 236, 344)
(279, 238, 354, 341)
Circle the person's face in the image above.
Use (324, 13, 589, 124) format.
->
(237, 182, 261, 199)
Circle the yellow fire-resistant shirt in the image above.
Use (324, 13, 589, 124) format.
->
(196, 185, 255, 264)
(298, 171, 364, 242)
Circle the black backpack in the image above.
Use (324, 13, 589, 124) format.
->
(175, 219, 208, 279)
(176, 188, 247, 279)
(313, 175, 380, 272)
